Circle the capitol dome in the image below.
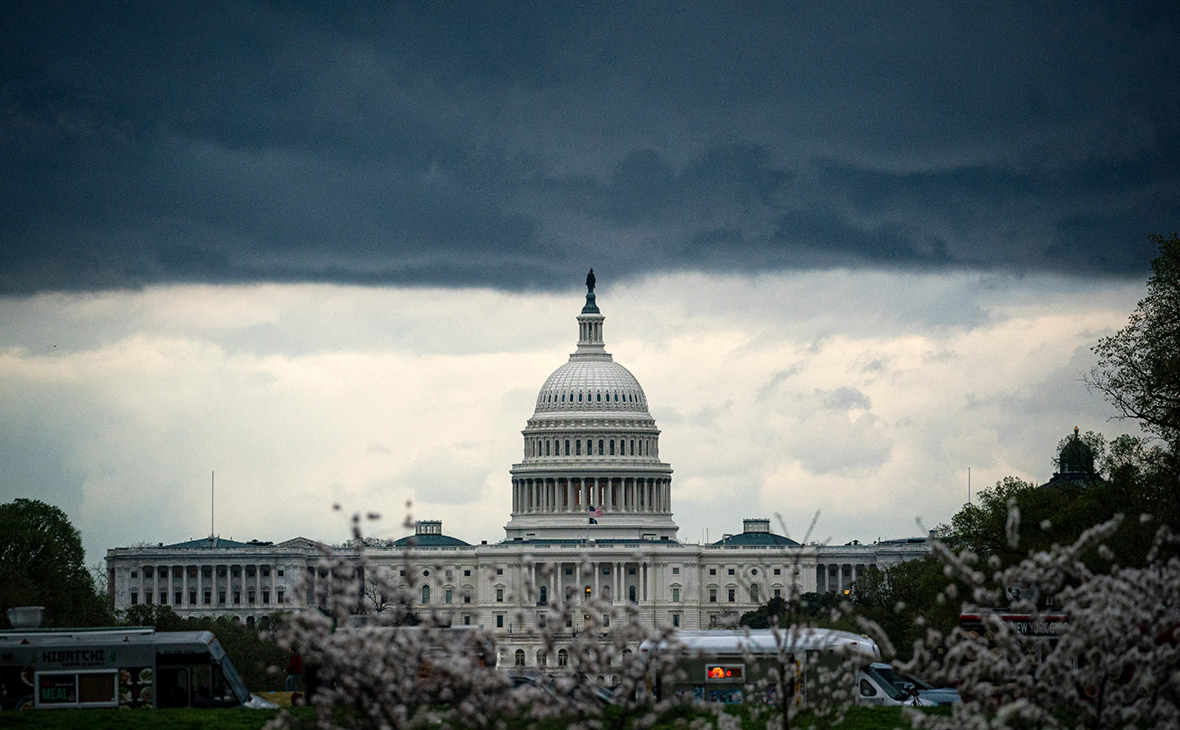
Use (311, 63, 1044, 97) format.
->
(503, 271, 678, 542)
(533, 359, 650, 415)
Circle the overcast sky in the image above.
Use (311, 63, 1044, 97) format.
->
(1, 3, 1175, 567)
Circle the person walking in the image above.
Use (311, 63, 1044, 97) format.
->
(285, 647, 303, 692)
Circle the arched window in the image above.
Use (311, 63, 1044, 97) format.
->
(629, 585, 636, 602)
(561, 393, 565, 402)
(596, 392, 601, 402)
(537, 650, 547, 666)
(578, 392, 583, 402)
(539, 585, 547, 604)
(545, 441, 550, 456)
(750, 584, 760, 603)
(422, 585, 430, 604)
(576, 440, 582, 455)
(558, 648, 568, 666)
(586, 439, 592, 454)
(514, 649, 525, 666)
(598, 439, 604, 455)
(565, 440, 570, 455)
(609, 440, 615, 455)
(630, 439, 635, 455)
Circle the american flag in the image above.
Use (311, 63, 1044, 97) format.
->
(589, 505, 603, 518)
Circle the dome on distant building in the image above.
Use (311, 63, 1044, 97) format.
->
(392, 520, 469, 547)
(503, 272, 678, 542)
(1057, 426, 1094, 476)
(1043, 426, 1097, 490)
(712, 518, 800, 547)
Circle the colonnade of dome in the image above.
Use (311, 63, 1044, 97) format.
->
(511, 476, 672, 514)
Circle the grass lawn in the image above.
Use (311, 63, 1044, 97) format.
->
(0, 704, 950, 730)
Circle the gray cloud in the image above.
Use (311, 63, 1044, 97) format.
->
(2, 3, 1178, 294)
(818, 387, 872, 412)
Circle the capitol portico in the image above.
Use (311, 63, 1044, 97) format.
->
(106, 274, 929, 667)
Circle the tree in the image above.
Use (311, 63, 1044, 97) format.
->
(0, 498, 111, 627)
(1087, 233, 1180, 447)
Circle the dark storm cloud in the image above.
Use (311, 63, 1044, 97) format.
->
(2, 2, 1178, 294)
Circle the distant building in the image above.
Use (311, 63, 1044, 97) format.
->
(107, 278, 928, 666)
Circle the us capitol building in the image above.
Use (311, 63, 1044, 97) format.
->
(106, 274, 928, 667)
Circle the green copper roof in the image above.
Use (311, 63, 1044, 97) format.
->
(391, 533, 471, 547)
(712, 532, 800, 547)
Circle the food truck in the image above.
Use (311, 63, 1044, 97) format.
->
(0, 626, 275, 710)
(639, 629, 957, 707)
(639, 628, 881, 706)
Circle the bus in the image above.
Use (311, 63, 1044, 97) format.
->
(0, 626, 277, 710)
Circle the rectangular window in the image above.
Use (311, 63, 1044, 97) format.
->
(145, 591, 153, 605)
(728, 568, 735, 575)
(204, 590, 212, 605)
(463, 615, 471, 625)
(130, 592, 138, 605)
(709, 588, 717, 603)
(261, 566, 271, 576)
(130, 570, 138, 578)
(672, 613, 681, 628)
(189, 590, 196, 605)
(175, 591, 182, 605)
(773, 568, 781, 576)
(496, 615, 504, 628)
(233, 591, 241, 604)
(773, 588, 781, 600)
(628, 567, 636, 575)
(565, 568, 573, 575)
(728, 588, 735, 602)
(445, 589, 453, 604)
(496, 588, 504, 602)
(672, 567, 679, 575)
(672, 587, 680, 602)
(464, 592, 472, 604)
(709, 568, 716, 576)
(277, 589, 285, 604)
(496, 568, 503, 575)
(537, 613, 546, 628)
(218, 590, 226, 605)
(159, 592, 166, 605)
(277, 567, 284, 577)
(263, 590, 270, 604)
(248, 591, 255, 605)
(464, 569, 471, 576)
(603, 614, 610, 627)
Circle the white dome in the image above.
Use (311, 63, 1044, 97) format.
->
(533, 359, 650, 414)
